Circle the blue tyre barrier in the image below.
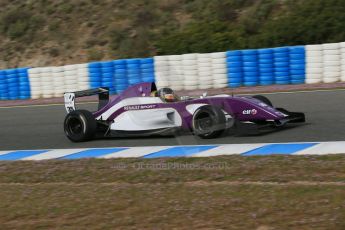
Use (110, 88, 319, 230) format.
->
(275, 71, 290, 77)
(260, 76, 274, 81)
(127, 73, 141, 79)
(226, 56, 242, 62)
(101, 67, 114, 73)
(227, 62, 242, 68)
(127, 69, 141, 75)
(260, 81, 274, 86)
(142, 78, 155, 82)
(258, 54, 273, 59)
(290, 64, 305, 70)
(274, 52, 289, 58)
(6, 69, 17, 75)
(226, 50, 243, 87)
(127, 64, 140, 69)
(243, 71, 258, 77)
(290, 75, 305, 80)
(102, 73, 113, 78)
(141, 68, 154, 74)
(102, 82, 113, 88)
(290, 69, 305, 75)
(243, 62, 258, 67)
(258, 48, 273, 54)
(228, 77, 242, 83)
(291, 79, 305, 84)
(141, 63, 154, 69)
(274, 62, 289, 68)
(89, 67, 101, 74)
(274, 57, 289, 62)
(243, 82, 258, 87)
(89, 62, 102, 68)
(89, 73, 102, 80)
(290, 59, 305, 65)
(275, 67, 289, 72)
(258, 59, 274, 64)
(228, 82, 241, 88)
(241, 49, 257, 55)
(242, 55, 257, 62)
(289, 45, 306, 85)
(113, 60, 126, 65)
(227, 72, 243, 78)
(228, 67, 242, 73)
(128, 78, 141, 85)
(114, 74, 126, 80)
(141, 72, 155, 78)
(259, 67, 274, 73)
(274, 47, 289, 53)
(289, 46, 305, 54)
(275, 80, 290, 85)
(101, 61, 113, 68)
(114, 65, 126, 70)
(243, 77, 258, 82)
(114, 69, 126, 74)
(275, 76, 290, 81)
(260, 72, 275, 77)
(243, 66, 258, 72)
(102, 78, 113, 83)
(289, 53, 305, 59)
(126, 59, 141, 64)
(140, 58, 154, 64)
(114, 77, 128, 84)
(259, 63, 274, 68)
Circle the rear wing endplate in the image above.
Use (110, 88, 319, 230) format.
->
(64, 87, 109, 113)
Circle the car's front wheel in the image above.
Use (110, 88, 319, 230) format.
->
(192, 105, 226, 139)
(64, 110, 96, 142)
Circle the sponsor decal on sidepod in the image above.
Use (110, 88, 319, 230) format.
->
(242, 109, 258, 115)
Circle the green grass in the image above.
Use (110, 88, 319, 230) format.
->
(0, 155, 344, 229)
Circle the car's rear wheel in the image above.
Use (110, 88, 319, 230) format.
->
(64, 110, 96, 142)
(192, 105, 226, 139)
(252, 95, 273, 107)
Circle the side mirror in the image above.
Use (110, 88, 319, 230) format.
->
(200, 92, 207, 98)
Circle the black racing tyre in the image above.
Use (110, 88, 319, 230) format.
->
(252, 95, 273, 107)
(64, 110, 96, 142)
(192, 105, 226, 139)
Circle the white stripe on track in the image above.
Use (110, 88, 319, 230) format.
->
(99, 146, 169, 158)
(192, 144, 266, 157)
(294, 141, 345, 155)
(0, 151, 12, 156)
(22, 149, 86, 160)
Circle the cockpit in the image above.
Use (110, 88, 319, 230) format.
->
(151, 87, 179, 102)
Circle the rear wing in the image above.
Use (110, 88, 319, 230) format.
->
(64, 87, 109, 113)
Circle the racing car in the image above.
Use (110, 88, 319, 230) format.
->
(63, 82, 305, 142)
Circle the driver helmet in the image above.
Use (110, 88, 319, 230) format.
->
(157, 88, 176, 102)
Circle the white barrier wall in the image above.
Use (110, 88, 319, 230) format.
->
(341, 42, 345, 82)
(306, 42, 345, 84)
(211, 52, 227, 88)
(154, 52, 228, 90)
(28, 64, 90, 99)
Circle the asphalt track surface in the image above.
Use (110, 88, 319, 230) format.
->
(1, 89, 345, 151)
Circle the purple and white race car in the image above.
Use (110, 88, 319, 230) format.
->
(63, 82, 305, 142)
